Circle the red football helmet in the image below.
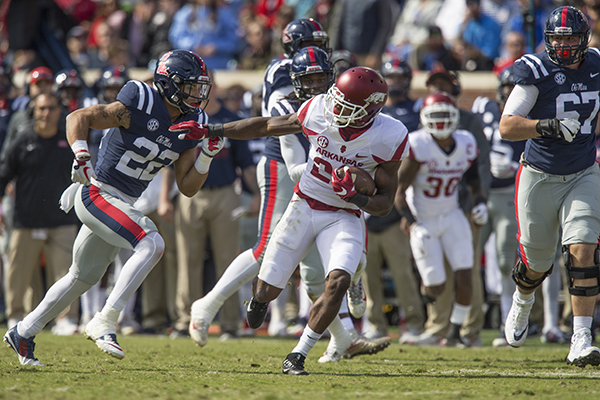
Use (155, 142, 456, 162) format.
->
(324, 67, 388, 128)
(420, 92, 459, 140)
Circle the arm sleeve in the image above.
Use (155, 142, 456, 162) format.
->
(502, 84, 539, 118)
(280, 134, 307, 183)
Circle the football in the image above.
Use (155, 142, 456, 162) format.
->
(335, 166, 376, 196)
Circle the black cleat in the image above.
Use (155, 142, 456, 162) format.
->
(282, 352, 309, 375)
(246, 298, 269, 329)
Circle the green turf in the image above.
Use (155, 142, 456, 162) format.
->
(1, 328, 599, 400)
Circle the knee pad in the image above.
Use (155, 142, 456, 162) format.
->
(563, 245, 600, 297)
(511, 260, 552, 291)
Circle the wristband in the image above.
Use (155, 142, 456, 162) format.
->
(399, 206, 416, 225)
(348, 193, 368, 208)
(194, 152, 213, 174)
(207, 124, 224, 138)
(71, 140, 90, 159)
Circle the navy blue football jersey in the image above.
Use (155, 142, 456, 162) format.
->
(262, 98, 309, 163)
(512, 49, 600, 174)
(472, 96, 526, 188)
(382, 98, 421, 133)
(261, 57, 293, 116)
(95, 80, 204, 198)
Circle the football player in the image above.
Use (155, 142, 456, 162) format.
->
(396, 92, 488, 348)
(171, 67, 408, 375)
(4, 50, 222, 365)
(471, 66, 526, 347)
(499, 6, 600, 367)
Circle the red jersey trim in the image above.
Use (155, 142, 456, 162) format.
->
(294, 183, 361, 217)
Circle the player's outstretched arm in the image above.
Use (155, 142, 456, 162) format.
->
(171, 113, 302, 141)
(66, 101, 131, 145)
(173, 137, 224, 197)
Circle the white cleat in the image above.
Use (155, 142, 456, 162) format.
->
(347, 277, 366, 319)
(566, 328, 600, 368)
(318, 337, 351, 364)
(189, 317, 211, 347)
(84, 312, 125, 360)
(504, 292, 534, 347)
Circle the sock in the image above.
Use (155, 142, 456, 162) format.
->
(211, 249, 259, 300)
(325, 316, 352, 351)
(18, 273, 92, 338)
(105, 232, 164, 310)
(292, 326, 322, 357)
(449, 303, 471, 326)
(516, 290, 534, 303)
(573, 316, 593, 333)
(100, 304, 121, 325)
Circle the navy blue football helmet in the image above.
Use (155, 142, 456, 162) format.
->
(281, 18, 329, 58)
(544, 6, 590, 66)
(97, 65, 129, 103)
(497, 66, 514, 104)
(289, 46, 334, 101)
(54, 68, 84, 111)
(154, 49, 211, 114)
(381, 57, 412, 98)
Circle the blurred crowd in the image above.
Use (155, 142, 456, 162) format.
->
(0, 0, 599, 347)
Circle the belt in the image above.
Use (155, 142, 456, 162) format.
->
(520, 154, 586, 183)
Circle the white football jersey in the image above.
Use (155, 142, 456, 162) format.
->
(296, 94, 409, 210)
(407, 128, 478, 219)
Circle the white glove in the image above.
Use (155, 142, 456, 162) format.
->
(471, 202, 488, 225)
(489, 151, 519, 179)
(558, 118, 580, 143)
(194, 137, 225, 174)
(71, 150, 97, 186)
(59, 182, 82, 213)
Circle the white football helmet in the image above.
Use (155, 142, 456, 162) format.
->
(420, 92, 459, 140)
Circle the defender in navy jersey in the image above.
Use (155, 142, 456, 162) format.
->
(499, 6, 600, 367)
(4, 50, 222, 366)
(261, 18, 329, 117)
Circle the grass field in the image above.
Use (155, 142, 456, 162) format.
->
(1, 326, 599, 400)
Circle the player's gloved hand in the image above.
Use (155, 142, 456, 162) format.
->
(71, 150, 97, 186)
(170, 120, 209, 140)
(331, 166, 358, 202)
(471, 202, 489, 226)
(535, 118, 580, 143)
(489, 151, 520, 179)
(201, 136, 224, 157)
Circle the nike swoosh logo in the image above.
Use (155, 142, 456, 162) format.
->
(83, 167, 91, 181)
(592, 73, 600, 78)
(355, 154, 368, 158)
(513, 326, 528, 341)
(337, 187, 347, 196)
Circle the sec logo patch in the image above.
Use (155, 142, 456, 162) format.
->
(147, 118, 160, 132)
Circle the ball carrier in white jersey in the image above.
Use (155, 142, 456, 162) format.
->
(171, 67, 409, 375)
(499, 6, 600, 367)
(4, 50, 224, 365)
(396, 92, 488, 348)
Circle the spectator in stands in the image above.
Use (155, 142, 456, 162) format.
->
(252, 0, 285, 29)
(387, 0, 443, 64)
(140, 0, 182, 70)
(460, 0, 502, 61)
(169, 0, 241, 70)
(508, 0, 553, 53)
(269, 5, 296, 58)
(0, 93, 80, 335)
(329, 0, 395, 70)
(88, 22, 117, 70)
(88, 0, 127, 49)
(66, 26, 91, 72)
(238, 20, 273, 70)
(12, 67, 54, 114)
(450, 37, 495, 72)
(413, 26, 460, 71)
(121, 0, 157, 68)
(330, 50, 357, 79)
(479, 0, 522, 40)
(493, 31, 526, 75)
